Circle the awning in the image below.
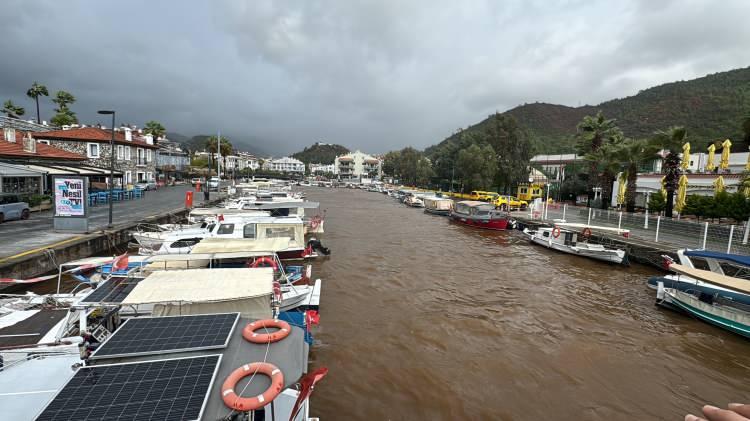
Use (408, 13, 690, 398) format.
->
(23, 163, 123, 177)
(0, 162, 45, 177)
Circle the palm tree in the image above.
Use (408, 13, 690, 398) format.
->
(575, 111, 623, 206)
(616, 138, 660, 212)
(26, 82, 49, 124)
(51, 90, 75, 109)
(207, 135, 233, 176)
(2, 100, 25, 118)
(584, 143, 621, 209)
(50, 90, 77, 127)
(651, 126, 688, 217)
(144, 121, 166, 142)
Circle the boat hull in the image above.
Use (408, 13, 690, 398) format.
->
(424, 208, 450, 216)
(526, 232, 625, 264)
(666, 288, 750, 339)
(449, 213, 509, 230)
(648, 276, 750, 306)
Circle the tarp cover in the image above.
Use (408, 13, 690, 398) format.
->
(190, 237, 293, 253)
(122, 268, 273, 319)
(684, 250, 750, 267)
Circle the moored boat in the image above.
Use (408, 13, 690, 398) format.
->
(523, 226, 627, 264)
(404, 195, 425, 208)
(449, 200, 510, 230)
(423, 196, 453, 216)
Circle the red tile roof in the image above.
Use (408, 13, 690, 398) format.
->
(34, 127, 158, 149)
(0, 131, 86, 160)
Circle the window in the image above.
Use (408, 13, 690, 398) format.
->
(37, 139, 50, 145)
(117, 145, 124, 160)
(217, 224, 235, 235)
(206, 223, 216, 232)
(243, 224, 256, 239)
(147, 172, 153, 181)
(170, 238, 201, 249)
(125, 146, 131, 160)
(125, 171, 132, 184)
(146, 149, 152, 162)
(87, 143, 100, 158)
(264, 227, 296, 239)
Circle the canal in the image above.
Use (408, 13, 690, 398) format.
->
(306, 187, 749, 420)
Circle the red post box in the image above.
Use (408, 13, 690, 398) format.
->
(185, 191, 193, 208)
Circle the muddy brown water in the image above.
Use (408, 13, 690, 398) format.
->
(24, 187, 749, 420)
(304, 188, 749, 420)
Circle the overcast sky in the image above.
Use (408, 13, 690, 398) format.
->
(2, 0, 749, 155)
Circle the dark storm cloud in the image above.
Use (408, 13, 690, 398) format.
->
(1, 0, 749, 155)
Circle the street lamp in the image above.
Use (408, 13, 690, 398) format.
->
(97, 110, 115, 228)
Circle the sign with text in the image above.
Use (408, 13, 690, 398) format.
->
(54, 177, 86, 217)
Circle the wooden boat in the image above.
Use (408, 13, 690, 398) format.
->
(523, 226, 627, 264)
(655, 263, 750, 338)
(449, 201, 510, 230)
(423, 196, 453, 216)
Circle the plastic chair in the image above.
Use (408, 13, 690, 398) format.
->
(97, 191, 109, 203)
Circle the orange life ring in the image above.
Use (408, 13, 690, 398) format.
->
(242, 319, 291, 344)
(582, 228, 592, 238)
(552, 226, 561, 238)
(221, 362, 284, 411)
(250, 256, 278, 270)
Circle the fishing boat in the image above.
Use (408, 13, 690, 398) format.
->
(449, 201, 511, 230)
(553, 222, 630, 238)
(423, 196, 453, 216)
(404, 195, 425, 208)
(647, 250, 750, 302)
(523, 226, 627, 264)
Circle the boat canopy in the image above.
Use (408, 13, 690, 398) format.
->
(190, 237, 295, 254)
(121, 268, 273, 319)
(669, 263, 750, 295)
(684, 250, 750, 267)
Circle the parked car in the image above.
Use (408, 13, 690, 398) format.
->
(0, 194, 31, 223)
(135, 180, 157, 191)
(493, 195, 528, 210)
(190, 177, 202, 186)
(208, 177, 220, 191)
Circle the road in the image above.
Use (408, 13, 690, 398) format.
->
(0, 184, 224, 259)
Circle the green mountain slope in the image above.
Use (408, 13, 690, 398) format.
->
(431, 66, 750, 155)
(292, 142, 349, 165)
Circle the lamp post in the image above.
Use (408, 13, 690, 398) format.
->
(97, 110, 115, 228)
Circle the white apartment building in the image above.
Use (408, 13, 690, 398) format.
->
(263, 156, 305, 173)
(309, 163, 335, 174)
(334, 150, 382, 180)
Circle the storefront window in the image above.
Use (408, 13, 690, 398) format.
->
(1, 176, 40, 194)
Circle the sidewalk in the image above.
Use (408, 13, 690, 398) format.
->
(0, 185, 223, 260)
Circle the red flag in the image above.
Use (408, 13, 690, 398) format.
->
(218, 214, 224, 222)
(289, 367, 328, 421)
(0, 274, 57, 284)
(305, 310, 320, 327)
(112, 253, 129, 271)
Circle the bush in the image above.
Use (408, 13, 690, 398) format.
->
(648, 191, 666, 213)
(24, 194, 51, 207)
(680, 193, 750, 221)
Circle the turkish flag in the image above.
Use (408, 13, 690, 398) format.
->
(305, 310, 320, 327)
(289, 367, 328, 421)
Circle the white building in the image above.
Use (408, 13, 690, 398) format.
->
(236, 152, 259, 171)
(611, 172, 745, 208)
(334, 150, 382, 180)
(263, 157, 304, 173)
(309, 163, 335, 174)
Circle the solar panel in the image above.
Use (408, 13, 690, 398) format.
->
(79, 276, 144, 303)
(35, 355, 221, 421)
(90, 313, 240, 359)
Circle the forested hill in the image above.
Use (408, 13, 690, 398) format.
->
(431, 66, 750, 154)
(292, 142, 349, 164)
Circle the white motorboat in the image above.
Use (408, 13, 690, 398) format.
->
(404, 196, 425, 208)
(523, 226, 627, 264)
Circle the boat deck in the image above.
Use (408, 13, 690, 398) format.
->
(0, 308, 68, 348)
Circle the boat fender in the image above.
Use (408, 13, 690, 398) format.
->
(221, 362, 285, 411)
(656, 281, 665, 301)
(552, 226, 561, 238)
(582, 228, 592, 239)
(249, 256, 278, 270)
(242, 319, 291, 344)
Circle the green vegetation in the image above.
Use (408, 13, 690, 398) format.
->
(456, 143, 497, 191)
(616, 138, 660, 212)
(26, 82, 49, 124)
(682, 192, 750, 221)
(382, 147, 424, 185)
(576, 111, 623, 207)
(144, 121, 166, 141)
(648, 191, 666, 213)
(432, 67, 750, 155)
(292, 143, 349, 165)
(2, 100, 25, 118)
(651, 126, 688, 216)
(50, 90, 77, 126)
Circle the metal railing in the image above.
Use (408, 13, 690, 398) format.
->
(518, 203, 750, 255)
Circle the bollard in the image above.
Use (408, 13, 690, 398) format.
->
(185, 191, 193, 209)
(728, 225, 735, 254)
(587, 207, 592, 226)
(562, 204, 567, 221)
(743, 218, 750, 245)
(644, 208, 649, 229)
(702, 222, 709, 250)
(655, 215, 661, 242)
(618, 212, 622, 231)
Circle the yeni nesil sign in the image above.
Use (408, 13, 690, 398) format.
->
(54, 177, 86, 216)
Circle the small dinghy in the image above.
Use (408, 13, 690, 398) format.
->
(523, 226, 627, 264)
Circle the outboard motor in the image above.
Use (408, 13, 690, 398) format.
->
(307, 238, 331, 256)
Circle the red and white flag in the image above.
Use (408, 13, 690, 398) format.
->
(112, 253, 129, 271)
